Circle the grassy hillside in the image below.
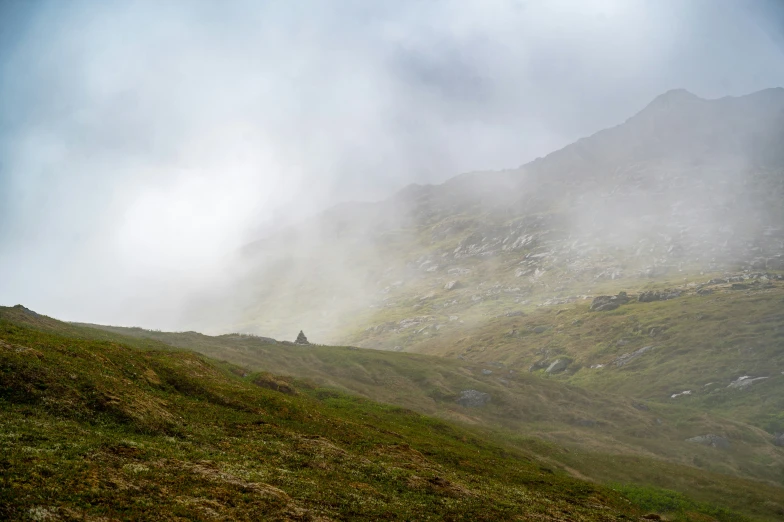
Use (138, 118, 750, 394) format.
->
(1, 306, 773, 519)
(0, 310, 664, 521)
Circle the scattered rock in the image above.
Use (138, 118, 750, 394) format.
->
(481, 369, 493, 375)
(774, 433, 784, 447)
(731, 283, 749, 290)
(532, 326, 549, 334)
(545, 359, 570, 374)
(671, 390, 692, 399)
(504, 310, 524, 317)
(456, 390, 491, 408)
(392, 346, 403, 352)
(686, 434, 730, 449)
(632, 402, 649, 411)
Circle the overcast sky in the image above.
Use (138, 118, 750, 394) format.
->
(1, 0, 783, 328)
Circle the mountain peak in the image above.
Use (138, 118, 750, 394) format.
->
(643, 88, 702, 110)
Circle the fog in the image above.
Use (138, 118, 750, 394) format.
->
(1, 0, 783, 332)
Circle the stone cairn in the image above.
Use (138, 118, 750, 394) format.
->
(295, 330, 310, 345)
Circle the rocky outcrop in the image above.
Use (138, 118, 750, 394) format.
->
(456, 390, 491, 407)
(686, 434, 730, 449)
(590, 292, 629, 312)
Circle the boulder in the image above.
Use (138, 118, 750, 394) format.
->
(590, 292, 629, 312)
(774, 433, 784, 447)
(456, 390, 491, 408)
(545, 359, 570, 374)
(686, 434, 730, 449)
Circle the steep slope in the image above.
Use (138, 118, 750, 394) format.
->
(213, 88, 784, 346)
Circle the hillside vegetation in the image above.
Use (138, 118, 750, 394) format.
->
(1, 308, 659, 521)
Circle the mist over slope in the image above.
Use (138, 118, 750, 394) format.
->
(210, 88, 784, 343)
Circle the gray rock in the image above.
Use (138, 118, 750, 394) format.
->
(532, 325, 549, 334)
(590, 292, 629, 312)
(686, 434, 730, 449)
(545, 359, 570, 374)
(774, 433, 784, 447)
(614, 345, 655, 367)
(456, 389, 491, 408)
(481, 369, 493, 375)
(727, 375, 769, 389)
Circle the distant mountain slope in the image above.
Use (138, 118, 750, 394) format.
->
(216, 89, 784, 345)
